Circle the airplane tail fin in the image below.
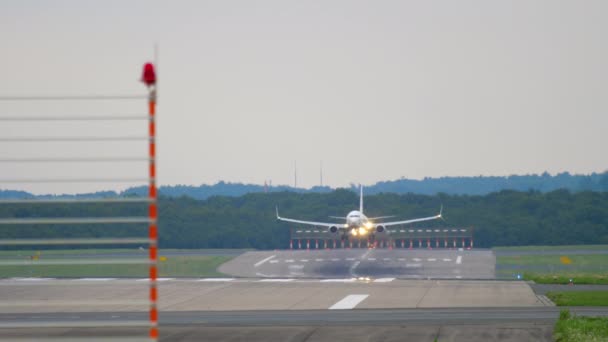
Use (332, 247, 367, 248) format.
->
(359, 185, 364, 213)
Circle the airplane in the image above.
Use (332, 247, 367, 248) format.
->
(276, 185, 443, 242)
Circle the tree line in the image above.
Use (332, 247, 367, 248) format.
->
(1, 189, 607, 249)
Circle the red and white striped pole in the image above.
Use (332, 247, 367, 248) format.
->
(142, 62, 159, 341)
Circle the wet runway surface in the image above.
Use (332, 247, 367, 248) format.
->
(219, 248, 495, 279)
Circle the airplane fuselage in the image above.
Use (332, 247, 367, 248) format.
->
(346, 210, 373, 236)
(346, 210, 367, 228)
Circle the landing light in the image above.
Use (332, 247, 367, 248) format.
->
(351, 230, 358, 236)
(364, 222, 373, 229)
(358, 227, 368, 235)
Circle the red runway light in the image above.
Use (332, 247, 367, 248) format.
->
(141, 63, 156, 87)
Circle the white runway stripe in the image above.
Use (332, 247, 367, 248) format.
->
(12, 277, 55, 281)
(456, 256, 462, 264)
(329, 294, 369, 309)
(259, 279, 294, 282)
(254, 255, 276, 267)
(373, 278, 395, 283)
(269, 260, 279, 264)
(136, 278, 174, 282)
(428, 258, 436, 262)
(198, 278, 235, 282)
(74, 278, 116, 281)
(367, 258, 376, 261)
(285, 259, 294, 263)
(443, 258, 452, 262)
(321, 278, 357, 283)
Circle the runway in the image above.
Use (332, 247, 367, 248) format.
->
(4, 307, 608, 341)
(0, 278, 545, 313)
(219, 248, 495, 279)
(0, 248, 603, 341)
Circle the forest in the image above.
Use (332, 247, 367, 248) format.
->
(1, 189, 607, 249)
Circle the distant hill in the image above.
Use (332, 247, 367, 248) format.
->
(2, 171, 607, 199)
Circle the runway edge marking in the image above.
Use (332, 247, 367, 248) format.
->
(329, 294, 369, 310)
(373, 278, 395, 283)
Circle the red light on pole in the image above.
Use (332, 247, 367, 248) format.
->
(141, 62, 156, 87)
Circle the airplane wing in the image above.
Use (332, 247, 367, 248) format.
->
(378, 206, 443, 227)
(276, 207, 345, 228)
(367, 215, 396, 221)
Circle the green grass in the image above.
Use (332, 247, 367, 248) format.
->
(496, 254, 608, 284)
(493, 245, 608, 252)
(524, 273, 608, 285)
(0, 255, 233, 278)
(0, 248, 248, 257)
(554, 309, 608, 342)
(497, 254, 608, 267)
(547, 291, 608, 306)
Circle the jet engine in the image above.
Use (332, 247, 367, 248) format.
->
(375, 225, 385, 233)
(328, 226, 339, 233)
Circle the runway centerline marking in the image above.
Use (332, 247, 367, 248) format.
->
(412, 258, 422, 262)
(254, 255, 276, 267)
(269, 260, 279, 264)
(285, 259, 294, 263)
(331, 258, 340, 261)
(259, 279, 294, 282)
(350, 249, 373, 277)
(367, 258, 376, 261)
(198, 278, 235, 282)
(428, 258, 436, 262)
(443, 258, 452, 262)
(315, 259, 324, 262)
(74, 278, 116, 281)
(456, 256, 462, 264)
(329, 294, 369, 310)
(300, 259, 309, 262)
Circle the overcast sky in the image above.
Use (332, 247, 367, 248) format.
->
(1, 1, 607, 194)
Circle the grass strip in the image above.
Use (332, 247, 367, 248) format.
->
(554, 309, 608, 342)
(547, 291, 608, 306)
(0, 255, 232, 278)
(494, 245, 608, 252)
